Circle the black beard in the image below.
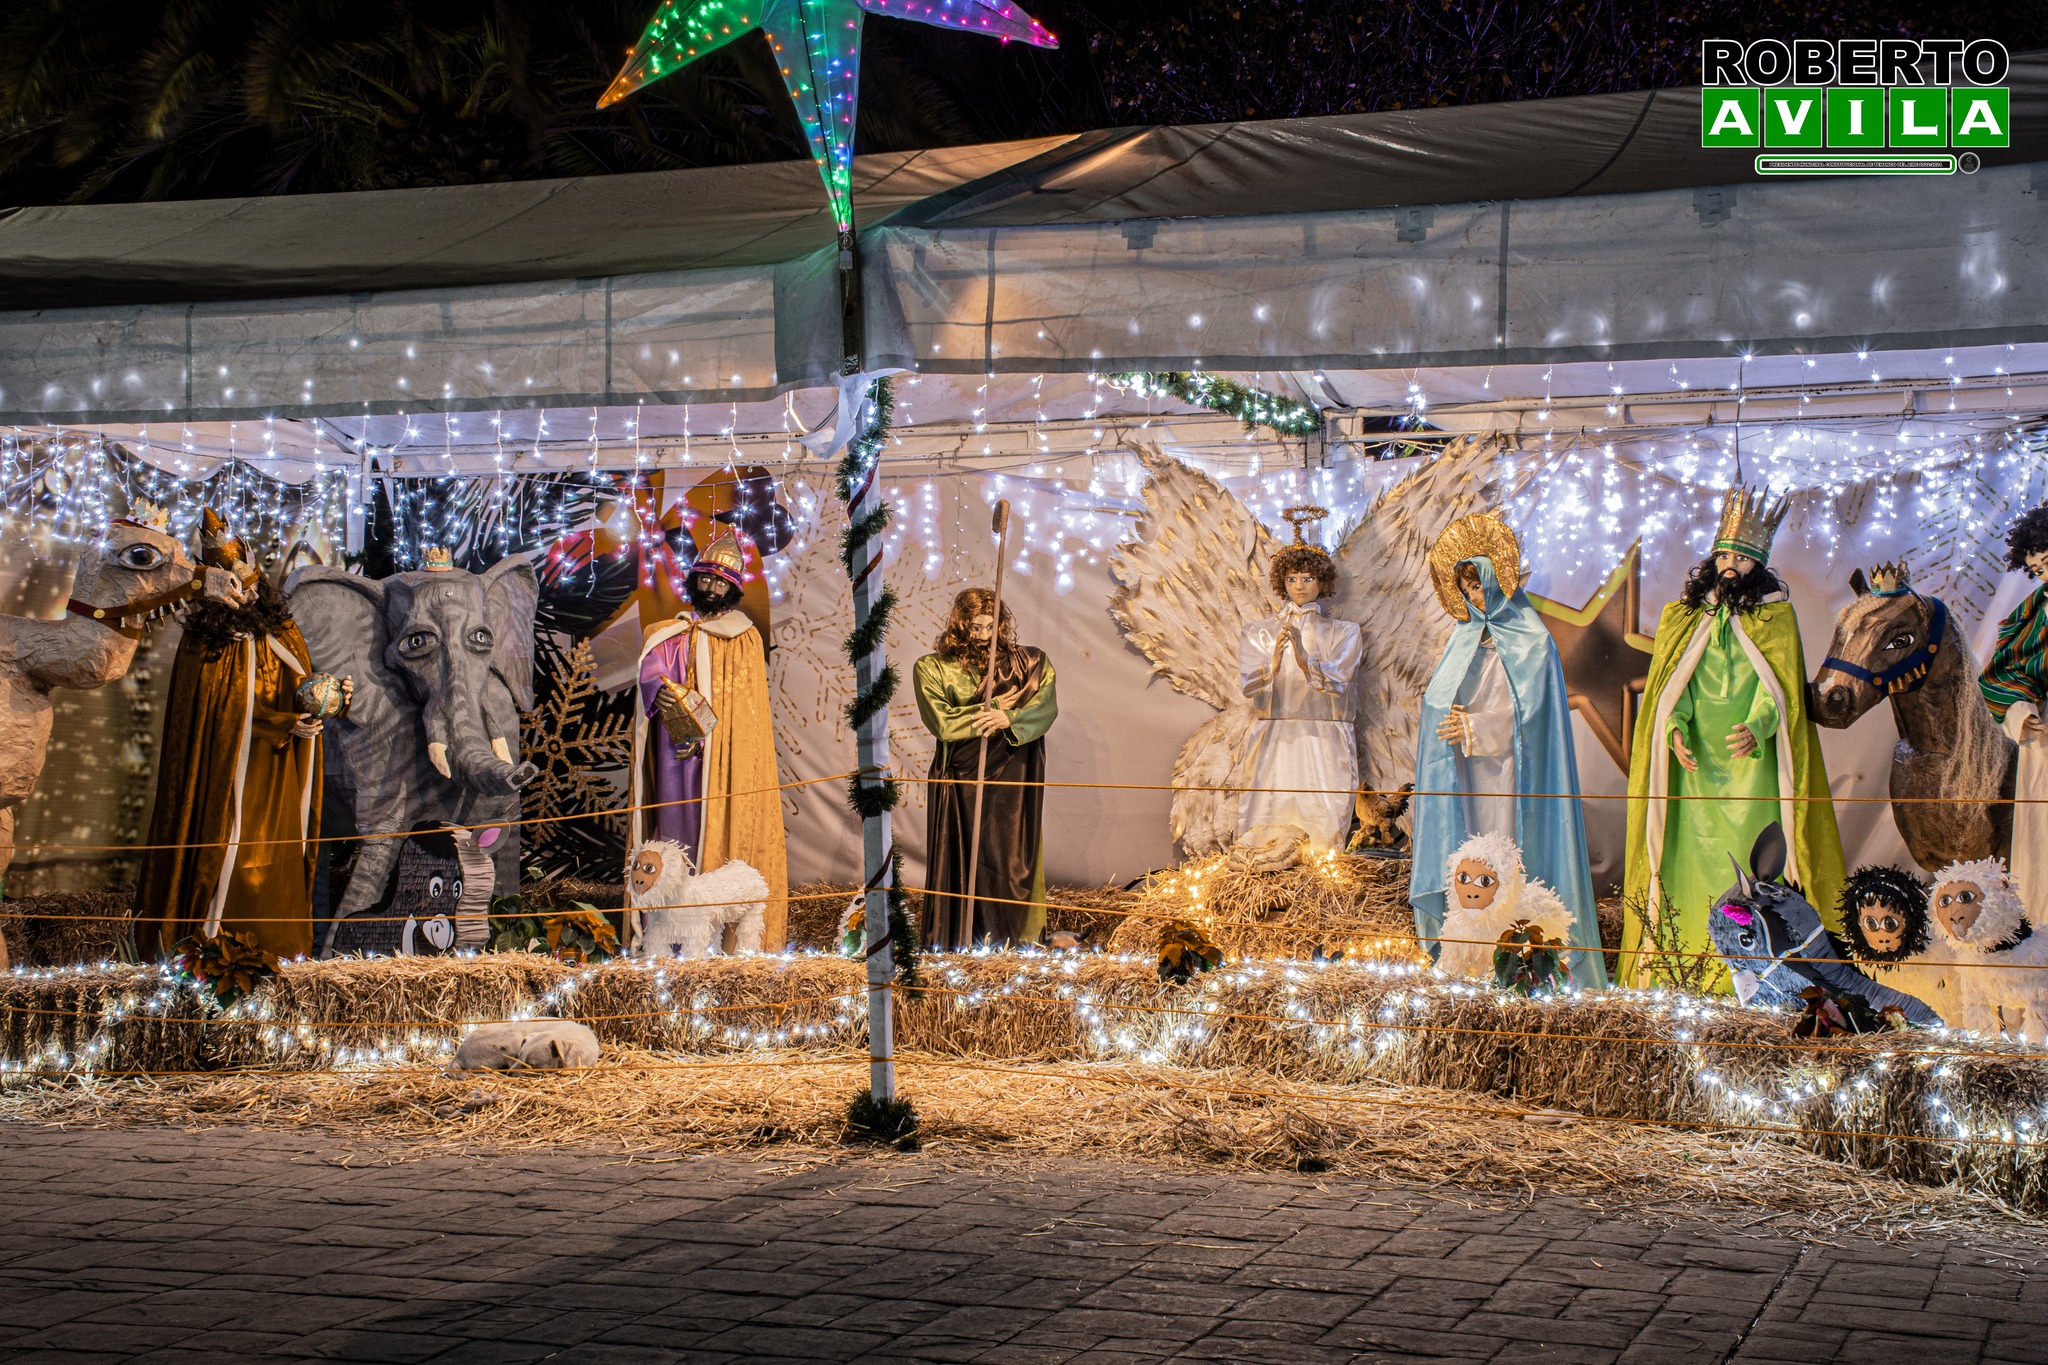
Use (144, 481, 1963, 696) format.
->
(686, 574, 741, 617)
(1679, 557, 1781, 614)
(180, 576, 293, 650)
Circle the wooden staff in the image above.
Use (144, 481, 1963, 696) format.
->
(959, 500, 1012, 950)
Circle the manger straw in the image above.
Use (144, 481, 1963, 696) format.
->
(959, 499, 1012, 950)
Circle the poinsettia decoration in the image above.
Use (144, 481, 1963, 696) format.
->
(171, 930, 279, 1010)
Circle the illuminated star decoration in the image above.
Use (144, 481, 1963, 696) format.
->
(1528, 541, 1656, 773)
(599, 0, 1057, 230)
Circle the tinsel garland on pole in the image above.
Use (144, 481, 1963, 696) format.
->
(1111, 371, 1323, 437)
(835, 377, 917, 1108)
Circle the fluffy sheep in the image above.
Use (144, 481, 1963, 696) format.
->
(451, 1020, 601, 1071)
(1435, 830, 1576, 982)
(627, 839, 768, 959)
(1923, 857, 2048, 1044)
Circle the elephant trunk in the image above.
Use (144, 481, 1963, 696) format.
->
(425, 686, 535, 795)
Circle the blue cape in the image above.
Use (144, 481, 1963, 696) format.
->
(1408, 556, 1606, 987)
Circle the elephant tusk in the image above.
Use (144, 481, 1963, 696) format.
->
(491, 736, 513, 764)
(427, 742, 452, 779)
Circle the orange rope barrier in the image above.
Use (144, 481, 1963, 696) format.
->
(10, 770, 857, 854)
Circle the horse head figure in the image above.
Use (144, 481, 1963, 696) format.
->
(1809, 564, 2014, 872)
(1706, 823, 1942, 1025)
(1811, 566, 1948, 729)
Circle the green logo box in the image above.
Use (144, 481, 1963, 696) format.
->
(1826, 88, 1886, 147)
(1889, 88, 1948, 147)
(1762, 88, 1825, 145)
(1950, 87, 2009, 146)
(1703, 88, 1761, 147)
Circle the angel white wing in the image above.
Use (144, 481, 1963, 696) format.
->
(1330, 433, 1511, 797)
(1108, 449, 1278, 855)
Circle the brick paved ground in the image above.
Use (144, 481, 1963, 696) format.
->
(2, 1124, 2043, 1364)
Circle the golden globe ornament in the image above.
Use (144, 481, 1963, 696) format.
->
(295, 673, 347, 720)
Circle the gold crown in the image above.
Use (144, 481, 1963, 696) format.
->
(1866, 560, 1911, 595)
(199, 506, 250, 571)
(122, 500, 171, 532)
(421, 545, 455, 572)
(1428, 511, 1524, 622)
(1280, 505, 1329, 546)
(692, 524, 746, 582)
(1713, 486, 1790, 564)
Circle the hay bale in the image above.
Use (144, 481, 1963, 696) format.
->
(0, 886, 137, 968)
(1104, 852, 1419, 962)
(9, 948, 2048, 1214)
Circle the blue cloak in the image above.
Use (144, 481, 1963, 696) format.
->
(1409, 556, 1606, 987)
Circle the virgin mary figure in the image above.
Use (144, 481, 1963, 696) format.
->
(1408, 512, 1605, 987)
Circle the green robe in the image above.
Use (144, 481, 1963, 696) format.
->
(914, 649, 1058, 947)
(1621, 597, 1845, 989)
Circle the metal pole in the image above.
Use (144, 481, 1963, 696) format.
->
(838, 225, 897, 1103)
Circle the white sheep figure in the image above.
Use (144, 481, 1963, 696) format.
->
(1925, 857, 2048, 1044)
(627, 839, 768, 959)
(451, 1020, 601, 1071)
(1436, 830, 1576, 982)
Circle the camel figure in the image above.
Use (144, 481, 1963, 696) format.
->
(0, 519, 235, 968)
(1811, 567, 2015, 872)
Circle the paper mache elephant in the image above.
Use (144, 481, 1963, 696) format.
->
(285, 555, 538, 954)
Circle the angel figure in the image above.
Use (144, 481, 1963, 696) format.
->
(1233, 507, 1363, 850)
(1109, 438, 1509, 859)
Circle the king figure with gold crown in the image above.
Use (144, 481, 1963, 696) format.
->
(627, 524, 788, 949)
(1620, 487, 1845, 989)
(1234, 507, 1364, 853)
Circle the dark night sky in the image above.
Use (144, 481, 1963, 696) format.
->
(0, 0, 2041, 204)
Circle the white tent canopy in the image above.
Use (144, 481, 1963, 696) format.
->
(4, 57, 2047, 425)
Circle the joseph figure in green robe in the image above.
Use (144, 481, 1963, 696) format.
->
(1621, 488, 1845, 990)
(915, 588, 1059, 950)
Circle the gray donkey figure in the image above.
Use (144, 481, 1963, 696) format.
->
(1706, 822, 1943, 1027)
(287, 554, 538, 955)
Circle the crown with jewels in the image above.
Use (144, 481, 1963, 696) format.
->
(421, 545, 455, 572)
(691, 523, 746, 587)
(1712, 486, 1791, 565)
(117, 500, 171, 533)
(1866, 560, 1912, 596)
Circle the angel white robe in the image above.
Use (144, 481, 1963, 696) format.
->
(1236, 602, 1363, 850)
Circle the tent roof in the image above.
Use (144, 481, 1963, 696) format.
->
(0, 138, 1074, 310)
(907, 57, 2048, 228)
(6, 53, 2043, 312)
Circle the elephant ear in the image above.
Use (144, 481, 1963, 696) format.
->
(285, 567, 401, 738)
(479, 554, 539, 711)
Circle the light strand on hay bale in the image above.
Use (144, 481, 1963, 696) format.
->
(835, 375, 907, 1104)
(8, 954, 2047, 1208)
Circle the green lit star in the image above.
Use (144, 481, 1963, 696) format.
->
(600, 0, 1057, 230)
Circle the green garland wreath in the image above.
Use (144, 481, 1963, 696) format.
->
(1111, 371, 1322, 437)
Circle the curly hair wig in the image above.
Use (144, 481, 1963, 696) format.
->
(2005, 505, 2048, 576)
(1836, 865, 1931, 965)
(1269, 544, 1337, 600)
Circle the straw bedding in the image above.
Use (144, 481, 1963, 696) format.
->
(6, 950, 2047, 1216)
(8, 1046, 2040, 1244)
(0, 886, 136, 968)
(1102, 852, 1420, 960)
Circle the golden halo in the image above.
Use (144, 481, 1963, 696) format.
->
(1427, 512, 1524, 622)
(1280, 505, 1329, 546)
